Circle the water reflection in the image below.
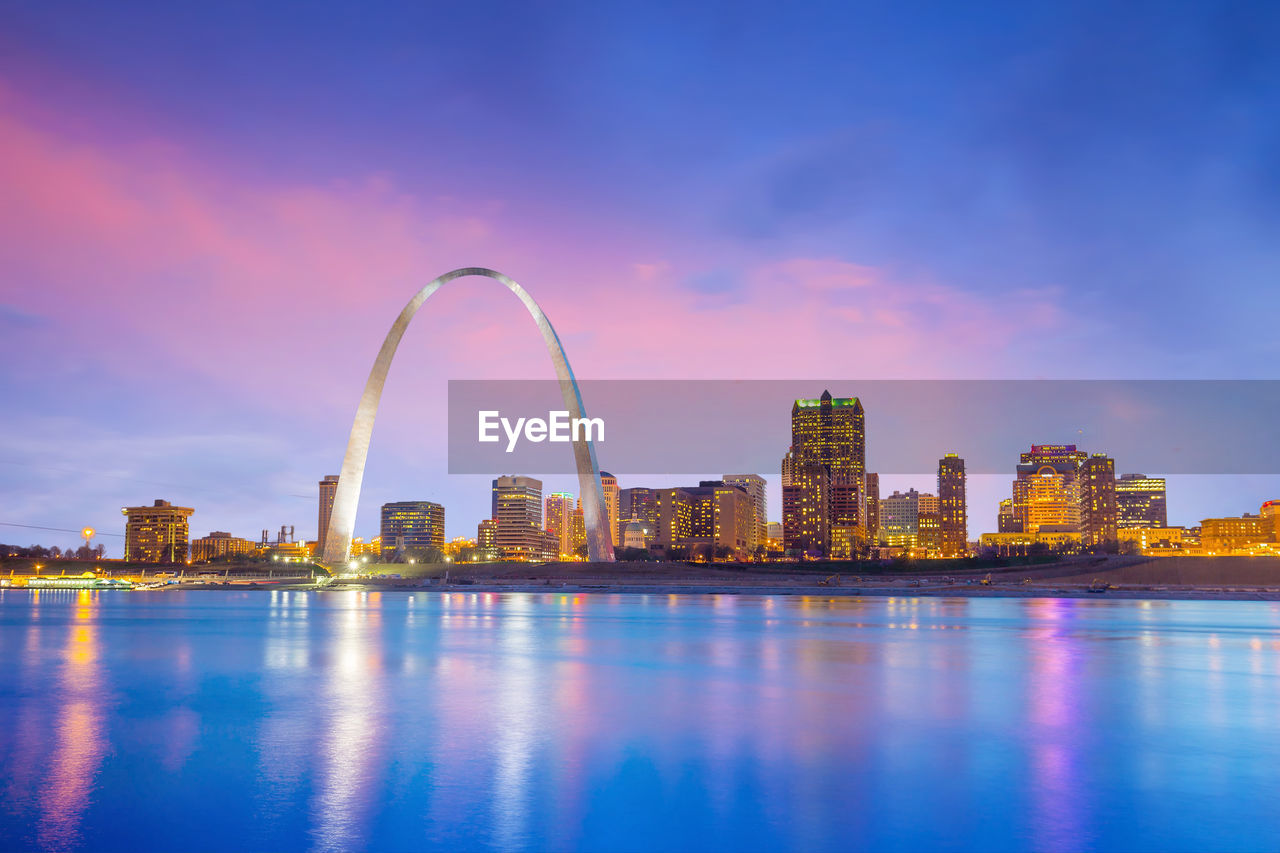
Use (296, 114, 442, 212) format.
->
(37, 590, 106, 851)
(310, 592, 387, 853)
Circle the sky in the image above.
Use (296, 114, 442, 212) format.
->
(1, 0, 1277, 554)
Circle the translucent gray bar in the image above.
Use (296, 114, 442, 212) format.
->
(447, 380, 1279, 475)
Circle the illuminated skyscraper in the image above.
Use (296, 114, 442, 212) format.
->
(723, 474, 767, 548)
(545, 492, 576, 558)
(1115, 474, 1167, 529)
(998, 499, 1018, 532)
(600, 471, 620, 547)
(938, 454, 967, 558)
(494, 475, 544, 560)
(1012, 445, 1087, 532)
(122, 499, 194, 563)
(1079, 454, 1118, 549)
(379, 501, 445, 560)
(865, 473, 880, 545)
(318, 474, 339, 556)
(784, 391, 867, 558)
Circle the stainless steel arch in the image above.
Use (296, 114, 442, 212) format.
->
(321, 267, 615, 565)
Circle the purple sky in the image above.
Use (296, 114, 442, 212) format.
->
(0, 2, 1277, 553)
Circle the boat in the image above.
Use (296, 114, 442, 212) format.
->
(26, 573, 134, 590)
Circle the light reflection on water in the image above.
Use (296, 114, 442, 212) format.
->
(1, 590, 1279, 852)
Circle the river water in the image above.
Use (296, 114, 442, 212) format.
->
(1, 589, 1278, 852)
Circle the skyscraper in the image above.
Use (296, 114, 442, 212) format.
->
(1115, 474, 1168, 529)
(938, 454, 967, 558)
(784, 391, 866, 558)
(379, 501, 445, 560)
(1079, 454, 1118, 550)
(600, 471, 620, 546)
(723, 474, 767, 549)
(1013, 444, 1087, 532)
(865, 472, 881, 545)
(494, 475, 544, 560)
(545, 492, 576, 558)
(317, 474, 339, 556)
(122, 499, 194, 563)
(879, 489, 924, 547)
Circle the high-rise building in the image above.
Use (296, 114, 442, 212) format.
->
(784, 391, 866, 558)
(494, 475, 544, 560)
(545, 492, 576, 558)
(1079, 454, 1118, 549)
(880, 489, 921, 548)
(191, 531, 254, 562)
(783, 462, 828, 555)
(379, 501, 445, 560)
(1115, 474, 1167, 529)
(1012, 445, 1087, 533)
(619, 487, 658, 546)
(600, 472, 620, 546)
(938, 454, 967, 558)
(570, 499, 587, 558)
(318, 474, 339, 556)
(122, 499, 194, 563)
(655, 481, 753, 559)
(865, 473, 880, 545)
(723, 474, 767, 549)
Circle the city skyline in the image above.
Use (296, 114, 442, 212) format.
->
(2, 3, 1278, 554)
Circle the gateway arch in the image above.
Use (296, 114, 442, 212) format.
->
(321, 267, 615, 565)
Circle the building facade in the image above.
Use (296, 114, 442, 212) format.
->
(123, 499, 194, 563)
(783, 391, 866, 558)
(600, 472, 620, 547)
(379, 501, 445, 560)
(191, 531, 254, 563)
(545, 492, 576, 558)
(1115, 474, 1168, 529)
(937, 454, 967, 558)
(723, 474, 767, 549)
(655, 480, 753, 560)
(317, 474, 339, 557)
(494, 475, 544, 560)
(1079, 454, 1118, 549)
(619, 487, 658, 547)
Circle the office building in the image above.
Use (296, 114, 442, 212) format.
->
(477, 519, 497, 552)
(494, 475, 544, 560)
(938, 454, 967, 558)
(1079, 454, 1118, 549)
(379, 501, 445, 560)
(998, 498, 1018, 533)
(317, 474, 339, 556)
(1200, 514, 1272, 554)
(600, 471, 620, 546)
(1012, 444, 1087, 533)
(122, 499, 194, 563)
(783, 391, 867, 557)
(1115, 474, 1168, 529)
(545, 492, 576, 558)
(655, 480, 753, 559)
(865, 473, 880, 545)
(723, 474, 767, 548)
(879, 489, 924, 548)
(191, 531, 254, 563)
